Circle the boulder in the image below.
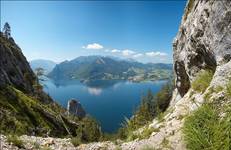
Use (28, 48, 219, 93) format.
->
(67, 99, 86, 118)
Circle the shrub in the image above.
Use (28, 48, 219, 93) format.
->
(71, 137, 82, 147)
(191, 70, 213, 93)
(7, 134, 24, 148)
(183, 103, 231, 150)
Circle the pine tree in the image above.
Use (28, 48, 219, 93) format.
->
(3, 22, 11, 39)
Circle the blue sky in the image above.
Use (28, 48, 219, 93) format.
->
(1, 1, 186, 63)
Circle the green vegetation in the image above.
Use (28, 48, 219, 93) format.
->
(115, 81, 173, 141)
(183, 103, 231, 150)
(184, 77, 231, 150)
(7, 134, 24, 148)
(75, 116, 102, 143)
(191, 70, 214, 93)
(0, 86, 102, 146)
(71, 137, 82, 147)
(141, 145, 156, 150)
(139, 127, 159, 140)
(226, 80, 231, 98)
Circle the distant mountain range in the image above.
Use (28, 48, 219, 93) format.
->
(48, 56, 172, 82)
(30, 59, 56, 74)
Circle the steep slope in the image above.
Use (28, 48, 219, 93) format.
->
(0, 34, 36, 94)
(0, 33, 79, 137)
(48, 55, 172, 81)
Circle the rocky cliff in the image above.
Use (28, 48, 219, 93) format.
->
(173, 0, 231, 97)
(0, 33, 79, 137)
(0, 34, 36, 93)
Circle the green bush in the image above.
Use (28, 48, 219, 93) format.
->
(191, 70, 213, 93)
(7, 134, 24, 148)
(183, 104, 231, 150)
(71, 137, 82, 147)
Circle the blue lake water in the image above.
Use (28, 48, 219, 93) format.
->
(42, 79, 167, 133)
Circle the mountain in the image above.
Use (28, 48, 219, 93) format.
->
(48, 55, 172, 81)
(30, 59, 56, 74)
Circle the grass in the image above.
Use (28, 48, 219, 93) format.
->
(183, 103, 231, 150)
(7, 134, 24, 148)
(191, 70, 214, 93)
(226, 80, 231, 98)
(139, 127, 159, 140)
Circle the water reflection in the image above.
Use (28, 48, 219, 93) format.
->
(87, 87, 102, 95)
(51, 79, 124, 89)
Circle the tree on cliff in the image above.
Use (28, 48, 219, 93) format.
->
(2, 22, 11, 39)
(33, 67, 45, 98)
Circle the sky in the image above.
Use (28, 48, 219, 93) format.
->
(1, 1, 186, 63)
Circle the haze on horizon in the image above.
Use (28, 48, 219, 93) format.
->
(1, 1, 186, 63)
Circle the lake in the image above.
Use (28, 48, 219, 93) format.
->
(42, 79, 167, 133)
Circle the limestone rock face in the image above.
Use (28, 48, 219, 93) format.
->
(173, 0, 231, 97)
(67, 99, 86, 118)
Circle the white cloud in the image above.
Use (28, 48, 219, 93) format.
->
(145, 51, 167, 57)
(111, 49, 121, 53)
(82, 43, 104, 50)
(133, 53, 143, 58)
(122, 49, 136, 56)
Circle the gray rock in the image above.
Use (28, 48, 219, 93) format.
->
(67, 99, 86, 118)
(173, 0, 231, 97)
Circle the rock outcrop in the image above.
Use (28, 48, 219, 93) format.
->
(173, 0, 231, 97)
(67, 99, 86, 119)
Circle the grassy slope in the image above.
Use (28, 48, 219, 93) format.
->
(0, 86, 78, 137)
